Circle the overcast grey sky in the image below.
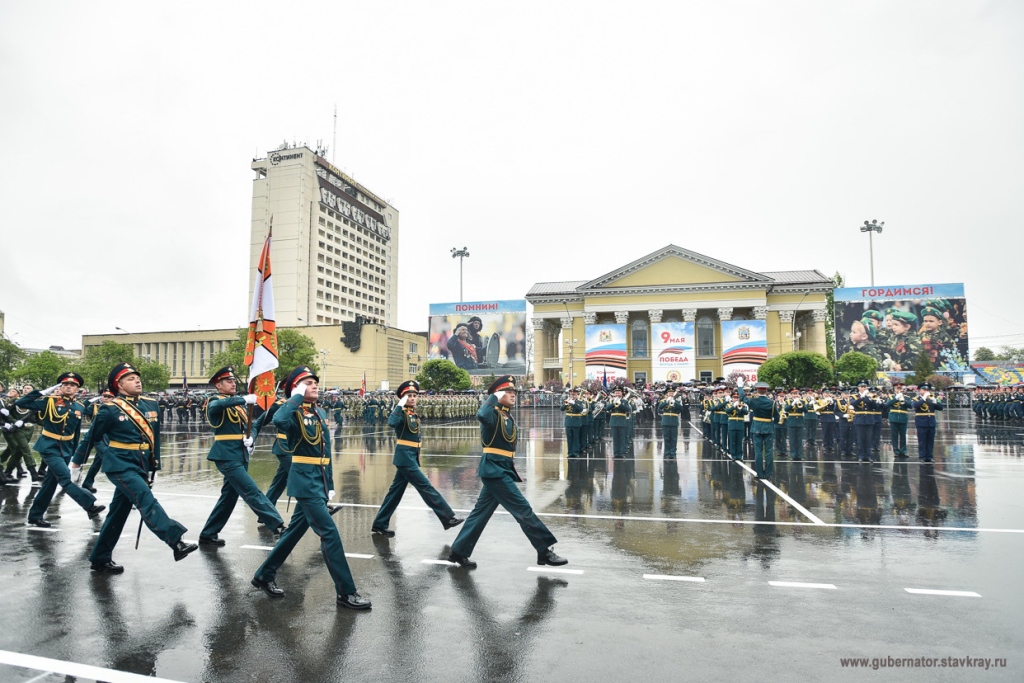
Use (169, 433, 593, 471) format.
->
(2, 1, 1021, 353)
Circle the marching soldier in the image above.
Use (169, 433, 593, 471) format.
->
(803, 390, 822, 453)
(2, 386, 43, 481)
(784, 389, 805, 461)
(75, 390, 115, 493)
(73, 363, 198, 573)
(561, 388, 586, 458)
(773, 389, 787, 455)
(447, 375, 567, 569)
(371, 380, 464, 536)
(744, 382, 779, 478)
(819, 390, 839, 454)
(250, 390, 292, 506)
(197, 367, 285, 547)
(657, 387, 684, 459)
(912, 382, 943, 462)
(608, 387, 630, 458)
(837, 390, 855, 458)
(850, 381, 880, 463)
(251, 367, 371, 610)
(19, 373, 105, 527)
(724, 390, 749, 461)
(886, 381, 912, 458)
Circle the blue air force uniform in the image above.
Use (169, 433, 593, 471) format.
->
(850, 386, 880, 462)
(912, 385, 943, 462)
(448, 376, 565, 568)
(886, 388, 911, 457)
(18, 373, 102, 525)
(199, 367, 285, 543)
(253, 366, 369, 609)
(371, 380, 461, 534)
(657, 392, 684, 458)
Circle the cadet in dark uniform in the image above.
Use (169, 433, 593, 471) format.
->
(2, 386, 42, 481)
(724, 390, 749, 461)
(198, 367, 285, 546)
(850, 381, 880, 463)
(371, 380, 464, 536)
(448, 376, 566, 569)
(561, 388, 585, 458)
(74, 363, 197, 573)
(75, 391, 115, 493)
(18, 373, 105, 527)
(250, 391, 291, 506)
(607, 387, 630, 458)
(252, 367, 370, 610)
(744, 382, 779, 478)
(886, 381, 911, 458)
(657, 387, 684, 459)
(784, 389, 805, 460)
(912, 383, 943, 462)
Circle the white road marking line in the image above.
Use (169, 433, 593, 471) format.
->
(527, 566, 583, 575)
(904, 588, 981, 597)
(345, 553, 375, 559)
(757, 476, 827, 526)
(643, 574, 705, 582)
(0, 649, 186, 683)
(239, 545, 275, 551)
(26, 527, 58, 532)
(769, 581, 837, 590)
(421, 559, 458, 566)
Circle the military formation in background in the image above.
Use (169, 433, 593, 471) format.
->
(972, 388, 1024, 421)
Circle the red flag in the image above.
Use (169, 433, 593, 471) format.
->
(360, 372, 366, 396)
(245, 226, 279, 410)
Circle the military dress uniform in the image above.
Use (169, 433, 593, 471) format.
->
(198, 367, 285, 545)
(608, 393, 630, 458)
(657, 392, 684, 458)
(447, 376, 565, 569)
(773, 391, 788, 454)
(79, 393, 115, 492)
(561, 392, 586, 458)
(371, 380, 462, 535)
(744, 384, 779, 478)
(252, 367, 370, 610)
(250, 396, 292, 505)
(819, 394, 839, 453)
(912, 385, 943, 462)
(18, 373, 104, 526)
(2, 394, 41, 480)
(724, 395, 749, 461)
(850, 384, 880, 462)
(886, 388, 912, 458)
(785, 392, 805, 460)
(73, 363, 197, 572)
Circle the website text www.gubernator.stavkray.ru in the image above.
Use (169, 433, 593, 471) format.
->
(840, 656, 1007, 671)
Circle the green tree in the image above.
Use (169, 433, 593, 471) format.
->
(995, 346, 1024, 363)
(911, 353, 934, 385)
(973, 347, 995, 361)
(835, 351, 879, 386)
(12, 351, 74, 388)
(416, 359, 472, 391)
(756, 351, 833, 389)
(208, 328, 319, 384)
(78, 340, 172, 392)
(925, 373, 954, 390)
(0, 337, 27, 386)
(825, 271, 843, 362)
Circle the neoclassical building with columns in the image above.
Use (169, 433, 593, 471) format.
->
(527, 245, 833, 386)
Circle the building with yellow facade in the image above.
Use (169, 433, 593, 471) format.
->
(82, 322, 426, 391)
(527, 245, 833, 386)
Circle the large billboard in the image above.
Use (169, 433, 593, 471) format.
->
(585, 324, 627, 381)
(651, 322, 696, 383)
(428, 300, 527, 376)
(834, 283, 969, 373)
(721, 320, 768, 383)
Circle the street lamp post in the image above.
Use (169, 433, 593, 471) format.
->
(860, 219, 884, 286)
(450, 247, 470, 302)
(319, 348, 330, 388)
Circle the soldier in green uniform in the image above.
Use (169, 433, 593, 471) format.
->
(447, 375, 567, 569)
(608, 387, 630, 458)
(561, 388, 586, 458)
(251, 366, 370, 610)
(724, 390, 749, 461)
(74, 391, 115, 493)
(74, 363, 197, 573)
(250, 391, 292, 506)
(743, 382, 779, 478)
(371, 380, 464, 536)
(888, 311, 925, 372)
(197, 367, 285, 546)
(657, 386, 684, 458)
(773, 389, 787, 455)
(2, 386, 43, 481)
(886, 380, 911, 458)
(784, 389, 805, 460)
(20, 373, 105, 527)
(580, 390, 594, 453)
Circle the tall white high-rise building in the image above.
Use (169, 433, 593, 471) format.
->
(250, 146, 399, 327)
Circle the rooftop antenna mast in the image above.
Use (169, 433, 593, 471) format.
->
(332, 104, 337, 165)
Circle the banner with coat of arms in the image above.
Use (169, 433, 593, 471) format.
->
(585, 324, 627, 381)
(720, 320, 767, 383)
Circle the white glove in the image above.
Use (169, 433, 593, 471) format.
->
(243, 437, 254, 448)
(15, 420, 24, 428)
(328, 490, 336, 501)
(41, 384, 62, 396)
(494, 391, 506, 401)
(71, 465, 83, 483)
(397, 395, 408, 408)
(0, 408, 8, 417)
(243, 394, 258, 405)
(291, 384, 307, 399)
(2, 424, 11, 432)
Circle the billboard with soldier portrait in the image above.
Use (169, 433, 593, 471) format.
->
(427, 300, 527, 376)
(834, 283, 969, 374)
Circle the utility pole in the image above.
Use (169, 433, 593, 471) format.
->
(450, 247, 470, 301)
(860, 219, 884, 286)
